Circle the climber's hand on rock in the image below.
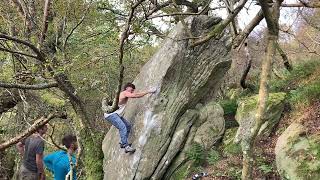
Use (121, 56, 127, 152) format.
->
(148, 87, 157, 94)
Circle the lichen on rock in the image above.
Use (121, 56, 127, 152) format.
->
(275, 123, 320, 180)
(234, 92, 286, 143)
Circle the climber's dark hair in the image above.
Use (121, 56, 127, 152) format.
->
(62, 134, 77, 149)
(123, 82, 135, 90)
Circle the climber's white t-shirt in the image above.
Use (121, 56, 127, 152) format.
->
(104, 105, 126, 118)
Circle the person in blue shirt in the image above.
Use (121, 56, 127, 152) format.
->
(44, 134, 78, 180)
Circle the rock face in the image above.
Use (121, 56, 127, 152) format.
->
(102, 15, 231, 180)
(193, 102, 225, 150)
(164, 102, 225, 180)
(275, 123, 320, 180)
(234, 93, 286, 143)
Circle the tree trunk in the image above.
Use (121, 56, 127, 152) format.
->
(53, 73, 104, 179)
(241, 0, 283, 178)
(241, 33, 277, 180)
(275, 42, 292, 71)
(240, 44, 253, 89)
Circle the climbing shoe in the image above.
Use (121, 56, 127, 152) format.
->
(192, 172, 208, 180)
(124, 145, 136, 153)
(120, 143, 132, 148)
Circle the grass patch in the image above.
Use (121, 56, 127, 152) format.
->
(270, 60, 320, 92)
(40, 91, 65, 108)
(288, 80, 320, 107)
(207, 149, 221, 165)
(223, 143, 242, 156)
(256, 156, 273, 175)
(218, 99, 238, 116)
(267, 59, 320, 108)
(186, 143, 206, 166)
(171, 163, 189, 180)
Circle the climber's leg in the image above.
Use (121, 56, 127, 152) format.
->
(105, 113, 128, 146)
(120, 117, 132, 137)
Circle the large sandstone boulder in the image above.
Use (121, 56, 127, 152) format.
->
(193, 102, 225, 149)
(164, 102, 225, 180)
(275, 123, 320, 180)
(102, 15, 231, 180)
(234, 93, 286, 143)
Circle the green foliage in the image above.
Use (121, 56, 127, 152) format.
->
(288, 80, 320, 107)
(258, 164, 273, 174)
(270, 59, 320, 92)
(256, 156, 273, 175)
(218, 99, 238, 115)
(40, 91, 65, 108)
(236, 92, 286, 117)
(171, 163, 189, 180)
(311, 140, 320, 160)
(223, 143, 242, 156)
(228, 167, 242, 179)
(82, 131, 105, 180)
(296, 138, 320, 179)
(186, 143, 206, 166)
(0, 61, 14, 81)
(0, 149, 16, 179)
(207, 149, 221, 165)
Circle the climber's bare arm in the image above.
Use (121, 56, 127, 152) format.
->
(124, 91, 151, 98)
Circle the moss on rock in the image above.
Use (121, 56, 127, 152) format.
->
(275, 123, 320, 180)
(171, 163, 190, 180)
(234, 93, 286, 143)
(236, 92, 286, 117)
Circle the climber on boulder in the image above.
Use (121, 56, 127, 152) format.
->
(104, 82, 156, 153)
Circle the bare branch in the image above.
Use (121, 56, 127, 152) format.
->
(233, 9, 264, 49)
(210, 6, 226, 11)
(305, 31, 320, 45)
(0, 114, 64, 151)
(0, 82, 58, 90)
(146, 1, 171, 17)
(97, 6, 128, 16)
(148, 11, 200, 19)
(146, 0, 214, 18)
(191, 0, 248, 47)
(280, 28, 320, 56)
(176, 0, 198, 13)
(48, 124, 66, 150)
(0, 34, 46, 62)
(241, 0, 283, 178)
(0, 46, 38, 59)
(298, 9, 320, 31)
(223, 0, 238, 37)
(111, 0, 146, 112)
(63, 4, 91, 51)
(147, 0, 212, 19)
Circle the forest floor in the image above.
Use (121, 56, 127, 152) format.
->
(191, 99, 320, 180)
